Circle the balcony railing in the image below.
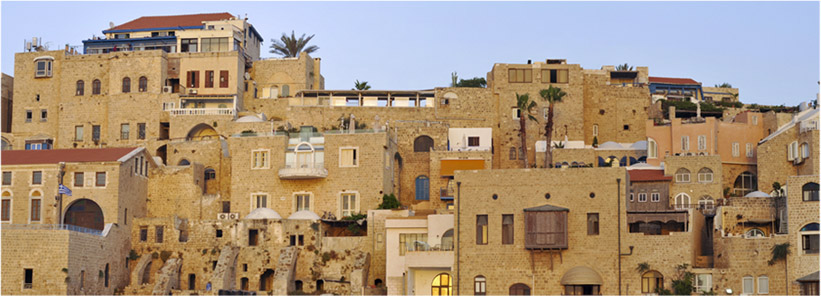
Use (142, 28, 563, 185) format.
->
(168, 108, 234, 116)
(2, 223, 102, 236)
(440, 188, 454, 199)
(279, 162, 328, 179)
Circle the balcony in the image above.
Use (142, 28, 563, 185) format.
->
(278, 162, 328, 179)
(440, 188, 454, 201)
(404, 249, 454, 269)
(168, 108, 234, 116)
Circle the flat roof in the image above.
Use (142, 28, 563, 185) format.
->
(1, 147, 140, 165)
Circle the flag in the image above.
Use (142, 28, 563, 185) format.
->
(58, 184, 72, 196)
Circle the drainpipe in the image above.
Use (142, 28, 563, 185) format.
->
(57, 162, 66, 225)
(456, 181, 461, 295)
(617, 178, 622, 295)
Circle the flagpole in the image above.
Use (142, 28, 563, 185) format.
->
(57, 162, 65, 225)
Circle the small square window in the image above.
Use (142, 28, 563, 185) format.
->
(32, 171, 42, 185)
(74, 172, 84, 187)
(2, 172, 11, 186)
(25, 110, 32, 122)
(155, 226, 164, 243)
(468, 137, 480, 147)
(40, 110, 47, 122)
(95, 172, 106, 187)
(216, 229, 223, 238)
(623, 124, 629, 131)
(139, 226, 148, 241)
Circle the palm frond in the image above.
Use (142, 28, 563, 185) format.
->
(269, 30, 319, 57)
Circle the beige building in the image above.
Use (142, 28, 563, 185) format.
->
(384, 212, 454, 295)
(2, 73, 12, 136)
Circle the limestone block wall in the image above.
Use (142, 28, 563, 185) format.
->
(711, 236, 790, 295)
(758, 126, 819, 193)
(720, 197, 777, 236)
(366, 209, 411, 288)
(11, 50, 65, 146)
(620, 231, 695, 294)
(582, 72, 650, 145)
(665, 155, 724, 207)
(786, 175, 820, 293)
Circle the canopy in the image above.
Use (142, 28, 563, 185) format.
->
(560, 266, 603, 285)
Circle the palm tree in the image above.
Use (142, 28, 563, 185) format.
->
(769, 242, 791, 295)
(269, 31, 319, 57)
(353, 80, 371, 90)
(516, 93, 538, 168)
(539, 86, 567, 168)
(615, 63, 633, 71)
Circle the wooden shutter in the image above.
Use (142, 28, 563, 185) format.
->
(220, 71, 229, 88)
(205, 71, 214, 88)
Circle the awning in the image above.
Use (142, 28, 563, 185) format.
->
(797, 271, 819, 282)
(524, 204, 569, 212)
(627, 212, 687, 224)
(560, 266, 603, 285)
(440, 159, 484, 176)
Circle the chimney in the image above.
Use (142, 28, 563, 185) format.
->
(669, 106, 676, 121)
(312, 58, 321, 90)
(527, 59, 532, 64)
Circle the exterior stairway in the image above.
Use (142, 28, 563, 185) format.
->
(271, 246, 300, 295)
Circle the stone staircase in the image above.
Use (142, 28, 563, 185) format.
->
(271, 246, 300, 295)
(209, 245, 240, 291)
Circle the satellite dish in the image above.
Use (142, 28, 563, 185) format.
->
(109, 22, 115, 29)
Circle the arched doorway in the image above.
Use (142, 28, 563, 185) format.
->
(509, 283, 531, 295)
(431, 273, 452, 296)
(156, 145, 167, 165)
(187, 123, 218, 141)
(414, 136, 434, 152)
(64, 199, 104, 231)
(259, 269, 274, 291)
(561, 266, 603, 295)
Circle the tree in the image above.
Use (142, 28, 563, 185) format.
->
(353, 80, 371, 90)
(516, 93, 538, 168)
(769, 242, 791, 295)
(456, 77, 487, 88)
(269, 31, 318, 58)
(715, 82, 733, 88)
(539, 86, 567, 168)
(615, 63, 633, 71)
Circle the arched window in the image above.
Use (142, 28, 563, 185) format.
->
(204, 168, 216, 181)
(76, 80, 84, 96)
(697, 168, 713, 183)
(801, 223, 819, 254)
(92, 79, 101, 95)
(415, 175, 429, 200)
(441, 229, 454, 251)
(178, 159, 190, 166)
(803, 183, 819, 201)
(431, 273, 452, 296)
(474, 276, 486, 295)
(139, 76, 148, 92)
(745, 228, 765, 238)
(647, 138, 658, 159)
(674, 193, 690, 210)
(122, 77, 131, 93)
(757, 276, 769, 294)
(509, 283, 531, 295)
(30, 190, 42, 222)
(733, 172, 757, 196)
(414, 136, 434, 152)
(2, 191, 12, 222)
(641, 271, 663, 294)
(104, 263, 109, 287)
(675, 168, 691, 183)
(698, 196, 714, 210)
(801, 142, 811, 159)
(619, 156, 628, 167)
(281, 84, 290, 97)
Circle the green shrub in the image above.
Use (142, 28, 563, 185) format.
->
(378, 193, 400, 209)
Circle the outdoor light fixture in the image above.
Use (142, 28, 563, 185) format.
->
(725, 288, 733, 294)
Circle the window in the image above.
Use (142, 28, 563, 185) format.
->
(40, 109, 47, 122)
(698, 196, 715, 210)
(431, 273, 452, 296)
(681, 136, 689, 151)
(282, 85, 290, 97)
(746, 228, 765, 238)
(474, 276, 486, 295)
(120, 123, 130, 140)
(788, 141, 799, 160)
(502, 214, 514, 244)
(205, 70, 214, 88)
(35, 58, 52, 77)
(95, 172, 106, 187)
(252, 150, 269, 169)
(415, 176, 429, 200)
(201, 37, 230, 52)
(638, 193, 647, 202)
(697, 168, 713, 183)
(139, 76, 147, 92)
(674, 193, 690, 210)
(698, 135, 706, 151)
(509, 147, 517, 160)
(340, 148, 358, 167)
(732, 142, 740, 157)
(542, 69, 569, 83)
(181, 38, 198, 52)
(746, 143, 753, 158)
(29, 196, 41, 222)
(137, 123, 146, 140)
(648, 138, 658, 159)
(2, 197, 10, 222)
(76, 80, 84, 95)
(24, 269, 33, 289)
(340, 193, 357, 217)
(733, 172, 757, 195)
(253, 194, 267, 209)
(742, 276, 754, 295)
(248, 229, 258, 246)
(623, 124, 630, 131)
(468, 137, 480, 147)
(31, 171, 42, 185)
(220, 71, 229, 88)
(650, 193, 660, 202)
(801, 142, 811, 159)
(399, 233, 428, 255)
(187, 71, 199, 88)
(155, 226, 164, 243)
(74, 125, 84, 141)
(295, 193, 311, 212)
(629, 193, 634, 202)
(139, 226, 148, 241)
(801, 223, 819, 254)
(204, 168, 216, 181)
(641, 271, 663, 294)
(92, 79, 101, 95)
(414, 136, 434, 152)
(587, 213, 599, 235)
(675, 168, 691, 183)
(74, 172, 84, 187)
(693, 274, 712, 293)
(25, 110, 32, 122)
(512, 108, 521, 120)
(508, 68, 532, 83)
(803, 183, 819, 201)
(476, 215, 488, 245)
(122, 77, 131, 93)
(518, 147, 524, 160)
(92, 125, 100, 141)
(757, 276, 769, 294)
(593, 124, 598, 137)
(2, 172, 11, 186)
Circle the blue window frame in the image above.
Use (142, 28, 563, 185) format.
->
(415, 176, 430, 200)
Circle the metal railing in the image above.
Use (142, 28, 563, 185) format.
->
(283, 162, 325, 169)
(2, 224, 102, 236)
(168, 108, 234, 116)
(440, 188, 454, 198)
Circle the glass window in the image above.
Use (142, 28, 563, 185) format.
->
(35, 59, 53, 77)
(252, 150, 269, 169)
(746, 143, 754, 158)
(641, 271, 663, 294)
(698, 135, 706, 151)
(399, 233, 428, 255)
(253, 194, 267, 209)
(732, 142, 740, 157)
(801, 223, 819, 254)
(74, 125, 84, 141)
(758, 276, 768, 294)
(476, 215, 488, 245)
(92, 125, 101, 141)
(502, 214, 514, 244)
(120, 123, 130, 140)
(205, 71, 214, 88)
(340, 193, 357, 217)
(508, 69, 532, 83)
(92, 79, 101, 95)
(648, 138, 658, 159)
(155, 226, 164, 243)
(96, 172, 106, 187)
(2, 197, 10, 222)
(803, 183, 819, 201)
(415, 176, 429, 200)
(26, 110, 32, 122)
(638, 193, 647, 202)
(295, 194, 310, 212)
(340, 148, 358, 167)
(181, 38, 198, 52)
(2, 172, 11, 186)
(29, 192, 41, 222)
(431, 273, 453, 296)
(587, 213, 599, 235)
(40, 109, 47, 122)
(650, 193, 660, 202)
(675, 168, 691, 183)
(742, 276, 754, 294)
(474, 276, 486, 295)
(681, 136, 689, 151)
(675, 193, 690, 210)
(74, 172, 84, 187)
(138, 123, 146, 140)
(31, 171, 42, 185)
(201, 37, 229, 52)
(468, 137, 480, 147)
(122, 77, 131, 93)
(801, 143, 811, 159)
(139, 76, 147, 92)
(698, 168, 713, 183)
(76, 80, 84, 96)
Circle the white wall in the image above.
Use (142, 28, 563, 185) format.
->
(448, 128, 492, 151)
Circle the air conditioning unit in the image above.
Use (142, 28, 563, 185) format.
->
(217, 213, 239, 220)
(163, 86, 172, 93)
(189, 89, 197, 95)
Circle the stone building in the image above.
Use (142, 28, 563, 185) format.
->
(2, 73, 12, 135)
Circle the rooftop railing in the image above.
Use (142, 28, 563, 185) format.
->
(2, 224, 102, 236)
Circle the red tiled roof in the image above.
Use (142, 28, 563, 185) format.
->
(649, 76, 700, 85)
(106, 12, 234, 32)
(1, 148, 139, 165)
(628, 170, 673, 182)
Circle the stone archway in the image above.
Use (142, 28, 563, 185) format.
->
(64, 199, 104, 231)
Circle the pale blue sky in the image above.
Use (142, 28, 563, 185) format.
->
(2, 1, 818, 106)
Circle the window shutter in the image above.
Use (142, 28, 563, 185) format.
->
(220, 71, 229, 88)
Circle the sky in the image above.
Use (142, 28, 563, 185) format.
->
(1, 1, 818, 106)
